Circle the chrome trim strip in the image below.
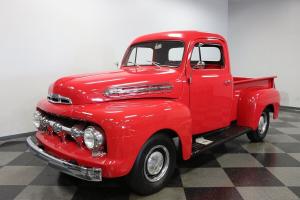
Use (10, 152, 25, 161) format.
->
(47, 94, 72, 105)
(48, 120, 72, 133)
(26, 136, 102, 181)
(104, 83, 173, 97)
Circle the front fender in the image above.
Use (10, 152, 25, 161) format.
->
(38, 99, 192, 177)
(237, 88, 280, 129)
(97, 99, 192, 176)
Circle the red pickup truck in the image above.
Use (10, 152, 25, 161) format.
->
(27, 31, 280, 195)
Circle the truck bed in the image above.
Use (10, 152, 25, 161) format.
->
(233, 76, 276, 90)
(231, 76, 277, 122)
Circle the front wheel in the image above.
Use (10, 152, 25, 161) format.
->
(127, 134, 176, 195)
(247, 110, 270, 142)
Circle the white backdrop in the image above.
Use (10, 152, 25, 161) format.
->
(0, 0, 228, 137)
(229, 0, 300, 108)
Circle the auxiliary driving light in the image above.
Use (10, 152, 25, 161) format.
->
(53, 122, 63, 133)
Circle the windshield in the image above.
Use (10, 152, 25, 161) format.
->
(122, 40, 184, 67)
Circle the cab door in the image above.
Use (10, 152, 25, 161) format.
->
(188, 39, 233, 134)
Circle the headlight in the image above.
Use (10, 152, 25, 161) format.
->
(83, 126, 104, 149)
(33, 110, 42, 129)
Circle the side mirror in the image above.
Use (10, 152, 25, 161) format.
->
(192, 61, 205, 69)
(114, 62, 119, 68)
(192, 43, 205, 69)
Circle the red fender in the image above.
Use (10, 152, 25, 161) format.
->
(237, 88, 280, 130)
(97, 99, 193, 175)
(37, 99, 192, 177)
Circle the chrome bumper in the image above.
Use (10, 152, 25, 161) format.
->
(26, 136, 102, 181)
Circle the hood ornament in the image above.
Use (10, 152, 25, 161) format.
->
(47, 93, 72, 105)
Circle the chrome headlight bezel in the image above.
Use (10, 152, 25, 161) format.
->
(83, 126, 105, 150)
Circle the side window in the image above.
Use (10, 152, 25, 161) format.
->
(190, 43, 223, 69)
(201, 46, 221, 62)
(168, 47, 184, 65)
(191, 46, 200, 62)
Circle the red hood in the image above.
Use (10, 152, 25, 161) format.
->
(49, 66, 183, 105)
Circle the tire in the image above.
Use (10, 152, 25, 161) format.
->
(127, 134, 176, 195)
(247, 110, 270, 142)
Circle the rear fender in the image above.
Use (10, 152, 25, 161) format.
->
(237, 88, 280, 130)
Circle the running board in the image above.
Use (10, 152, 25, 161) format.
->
(192, 126, 252, 155)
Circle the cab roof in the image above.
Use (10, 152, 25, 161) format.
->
(131, 31, 225, 44)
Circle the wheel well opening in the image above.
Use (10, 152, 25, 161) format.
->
(266, 104, 274, 113)
(154, 129, 182, 159)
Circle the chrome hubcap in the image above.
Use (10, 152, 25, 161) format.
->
(144, 145, 169, 182)
(258, 113, 268, 135)
(147, 151, 164, 175)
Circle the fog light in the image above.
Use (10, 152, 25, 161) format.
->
(40, 116, 49, 130)
(33, 111, 42, 129)
(53, 122, 62, 133)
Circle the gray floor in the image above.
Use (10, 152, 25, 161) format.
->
(1, 110, 300, 200)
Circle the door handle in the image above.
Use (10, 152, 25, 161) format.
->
(224, 80, 231, 86)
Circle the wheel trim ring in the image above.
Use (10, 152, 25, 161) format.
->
(143, 145, 170, 183)
(258, 113, 268, 135)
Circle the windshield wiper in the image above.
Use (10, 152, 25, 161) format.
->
(146, 60, 179, 68)
(127, 61, 141, 67)
(126, 61, 177, 68)
(146, 60, 162, 68)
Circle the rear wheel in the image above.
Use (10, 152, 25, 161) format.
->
(247, 110, 270, 142)
(127, 134, 176, 195)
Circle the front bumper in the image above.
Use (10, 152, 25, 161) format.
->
(26, 136, 102, 181)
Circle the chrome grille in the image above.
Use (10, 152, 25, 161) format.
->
(47, 94, 72, 104)
(37, 111, 85, 144)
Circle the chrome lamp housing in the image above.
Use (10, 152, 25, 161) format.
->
(83, 126, 105, 150)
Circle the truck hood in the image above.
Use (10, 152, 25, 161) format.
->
(49, 66, 182, 105)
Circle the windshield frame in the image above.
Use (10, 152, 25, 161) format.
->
(121, 40, 185, 68)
